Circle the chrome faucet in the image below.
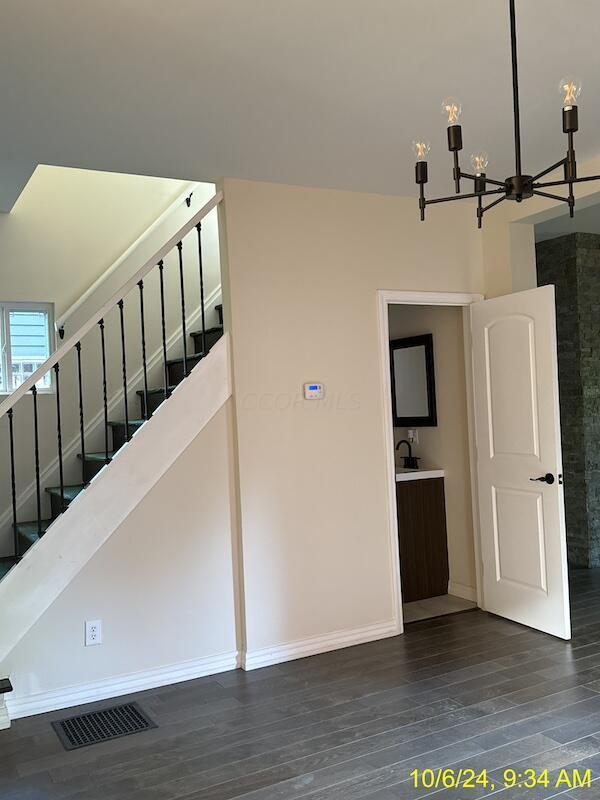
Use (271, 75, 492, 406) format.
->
(396, 439, 420, 469)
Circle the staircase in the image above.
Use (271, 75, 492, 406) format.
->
(0, 192, 224, 585)
(0, 307, 223, 582)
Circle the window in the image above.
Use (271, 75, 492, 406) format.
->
(0, 303, 54, 393)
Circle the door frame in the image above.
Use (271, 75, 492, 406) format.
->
(377, 290, 484, 632)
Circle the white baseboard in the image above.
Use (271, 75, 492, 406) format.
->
(448, 581, 478, 603)
(7, 650, 238, 720)
(242, 620, 400, 671)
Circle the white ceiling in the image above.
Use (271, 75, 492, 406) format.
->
(2, 0, 600, 210)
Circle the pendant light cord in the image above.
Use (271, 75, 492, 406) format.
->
(509, 0, 522, 176)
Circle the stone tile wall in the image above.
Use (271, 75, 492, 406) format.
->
(536, 233, 600, 567)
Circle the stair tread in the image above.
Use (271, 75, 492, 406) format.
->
(137, 386, 177, 396)
(77, 452, 115, 462)
(16, 521, 49, 552)
(16, 520, 51, 536)
(166, 353, 204, 367)
(190, 325, 223, 337)
(108, 419, 145, 428)
(45, 484, 86, 501)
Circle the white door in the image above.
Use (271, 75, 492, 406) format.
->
(471, 285, 570, 639)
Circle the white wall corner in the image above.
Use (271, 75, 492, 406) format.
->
(242, 620, 400, 672)
(448, 581, 478, 603)
(7, 651, 238, 720)
(0, 694, 10, 730)
(510, 222, 537, 293)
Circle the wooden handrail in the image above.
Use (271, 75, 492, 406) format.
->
(0, 191, 223, 419)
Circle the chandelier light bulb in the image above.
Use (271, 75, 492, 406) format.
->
(558, 75, 582, 108)
(412, 140, 431, 162)
(470, 151, 489, 175)
(441, 97, 462, 126)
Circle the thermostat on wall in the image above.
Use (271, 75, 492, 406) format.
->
(304, 383, 324, 400)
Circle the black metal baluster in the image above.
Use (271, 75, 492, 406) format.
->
(118, 300, 130, 441)
(54, 363, 65, 513)
(195, 222, 207, 355)
(31, 385, 42, 536)
(158, 260, 169, 401)
(8, 408, 18, 557)
(177, 241, 188, 377)
(138, 280, 150, 420)
(75, 342, 85, 481)
(99, 319, 109, 464)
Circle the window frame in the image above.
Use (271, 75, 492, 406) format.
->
(0, 301, 56, 395)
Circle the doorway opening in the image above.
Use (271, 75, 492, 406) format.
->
(380, 287, 572, 640)
(389, 303, 477, 623)
(379, 292, 483, 629)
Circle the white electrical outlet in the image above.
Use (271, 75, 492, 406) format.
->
(408, 429, 419, 445)
(85, 620, 102, 647)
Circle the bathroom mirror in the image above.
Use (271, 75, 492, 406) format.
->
(390, 333, 437, 426)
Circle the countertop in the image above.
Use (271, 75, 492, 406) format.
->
(395, 467, 445, 483)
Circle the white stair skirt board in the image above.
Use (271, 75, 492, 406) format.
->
(6, 650, 238, 720)
(0, 335, 232, 666)
(448, 581, 478, 602)
(242, 620, 400, 671)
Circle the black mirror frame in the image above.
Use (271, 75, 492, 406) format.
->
(390, 333, 437, 427)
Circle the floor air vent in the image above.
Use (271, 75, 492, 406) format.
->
(52, 702, 157, 750)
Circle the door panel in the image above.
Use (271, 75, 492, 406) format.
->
(492, 487, 547, 591)
(485, 316, 539, 457)
(471, 285, 570, 639)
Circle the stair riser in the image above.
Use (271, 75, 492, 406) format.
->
(111, 424, 142, 451)
(191, 328, 223, 355)
(140, 392, 168, 419)
(82, 460, 106, 483)
(49, 494, 71, 520)
(167, 354, 203, 385)
(18, 534, 36, 556)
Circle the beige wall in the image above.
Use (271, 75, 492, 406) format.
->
(388, 304, 476, 597)
(4, 402, 237, 707)
(221, 178, 485, 655)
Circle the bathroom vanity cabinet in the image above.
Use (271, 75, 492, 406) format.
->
(395, 471, 449, 602)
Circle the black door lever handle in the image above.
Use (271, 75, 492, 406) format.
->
(530, 473, 555, 485)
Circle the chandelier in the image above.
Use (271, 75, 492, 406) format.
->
(414, 0, 600, 227)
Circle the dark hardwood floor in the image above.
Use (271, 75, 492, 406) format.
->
(3, 570, 600, 799)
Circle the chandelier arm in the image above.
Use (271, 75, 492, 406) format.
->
(482, 195, 507, 214)
(425, 188, 505, 206)
(533, 190, 570, 204)
(534, 175, 600, 189)
(532, 158, 568, 182)
(509, 0, 522, 176)
(460, 171, 506, 188)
